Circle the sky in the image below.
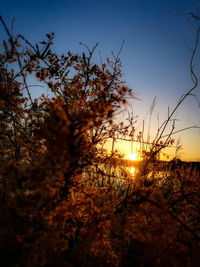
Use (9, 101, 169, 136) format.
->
(1, 0, 200, 161)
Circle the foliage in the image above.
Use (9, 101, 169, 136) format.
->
(0, 16, 200, 266)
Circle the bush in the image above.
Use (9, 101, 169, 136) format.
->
(0, 17, 200, 266)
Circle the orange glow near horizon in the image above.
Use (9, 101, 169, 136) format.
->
(104, 138, 200, 162)
(127, 153, 137, 161)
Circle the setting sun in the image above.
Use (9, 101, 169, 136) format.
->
(127, 153, 137, 161)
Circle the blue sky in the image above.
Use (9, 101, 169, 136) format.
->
(1, 0, 200, 160)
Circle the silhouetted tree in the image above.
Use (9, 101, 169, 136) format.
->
(0, 14, 200, 267)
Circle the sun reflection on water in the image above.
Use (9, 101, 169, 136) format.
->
(130, 167, 135, 176)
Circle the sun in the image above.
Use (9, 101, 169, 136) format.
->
(127, 153, 137, 161)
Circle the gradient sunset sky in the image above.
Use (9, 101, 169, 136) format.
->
(1, 0, 200, 161)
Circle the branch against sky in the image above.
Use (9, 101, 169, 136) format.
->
(142, 9, 200, 161)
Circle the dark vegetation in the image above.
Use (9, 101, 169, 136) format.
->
(0, 12, 200, 266)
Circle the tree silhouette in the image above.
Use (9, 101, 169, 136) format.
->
(0, 15, 200, 266)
